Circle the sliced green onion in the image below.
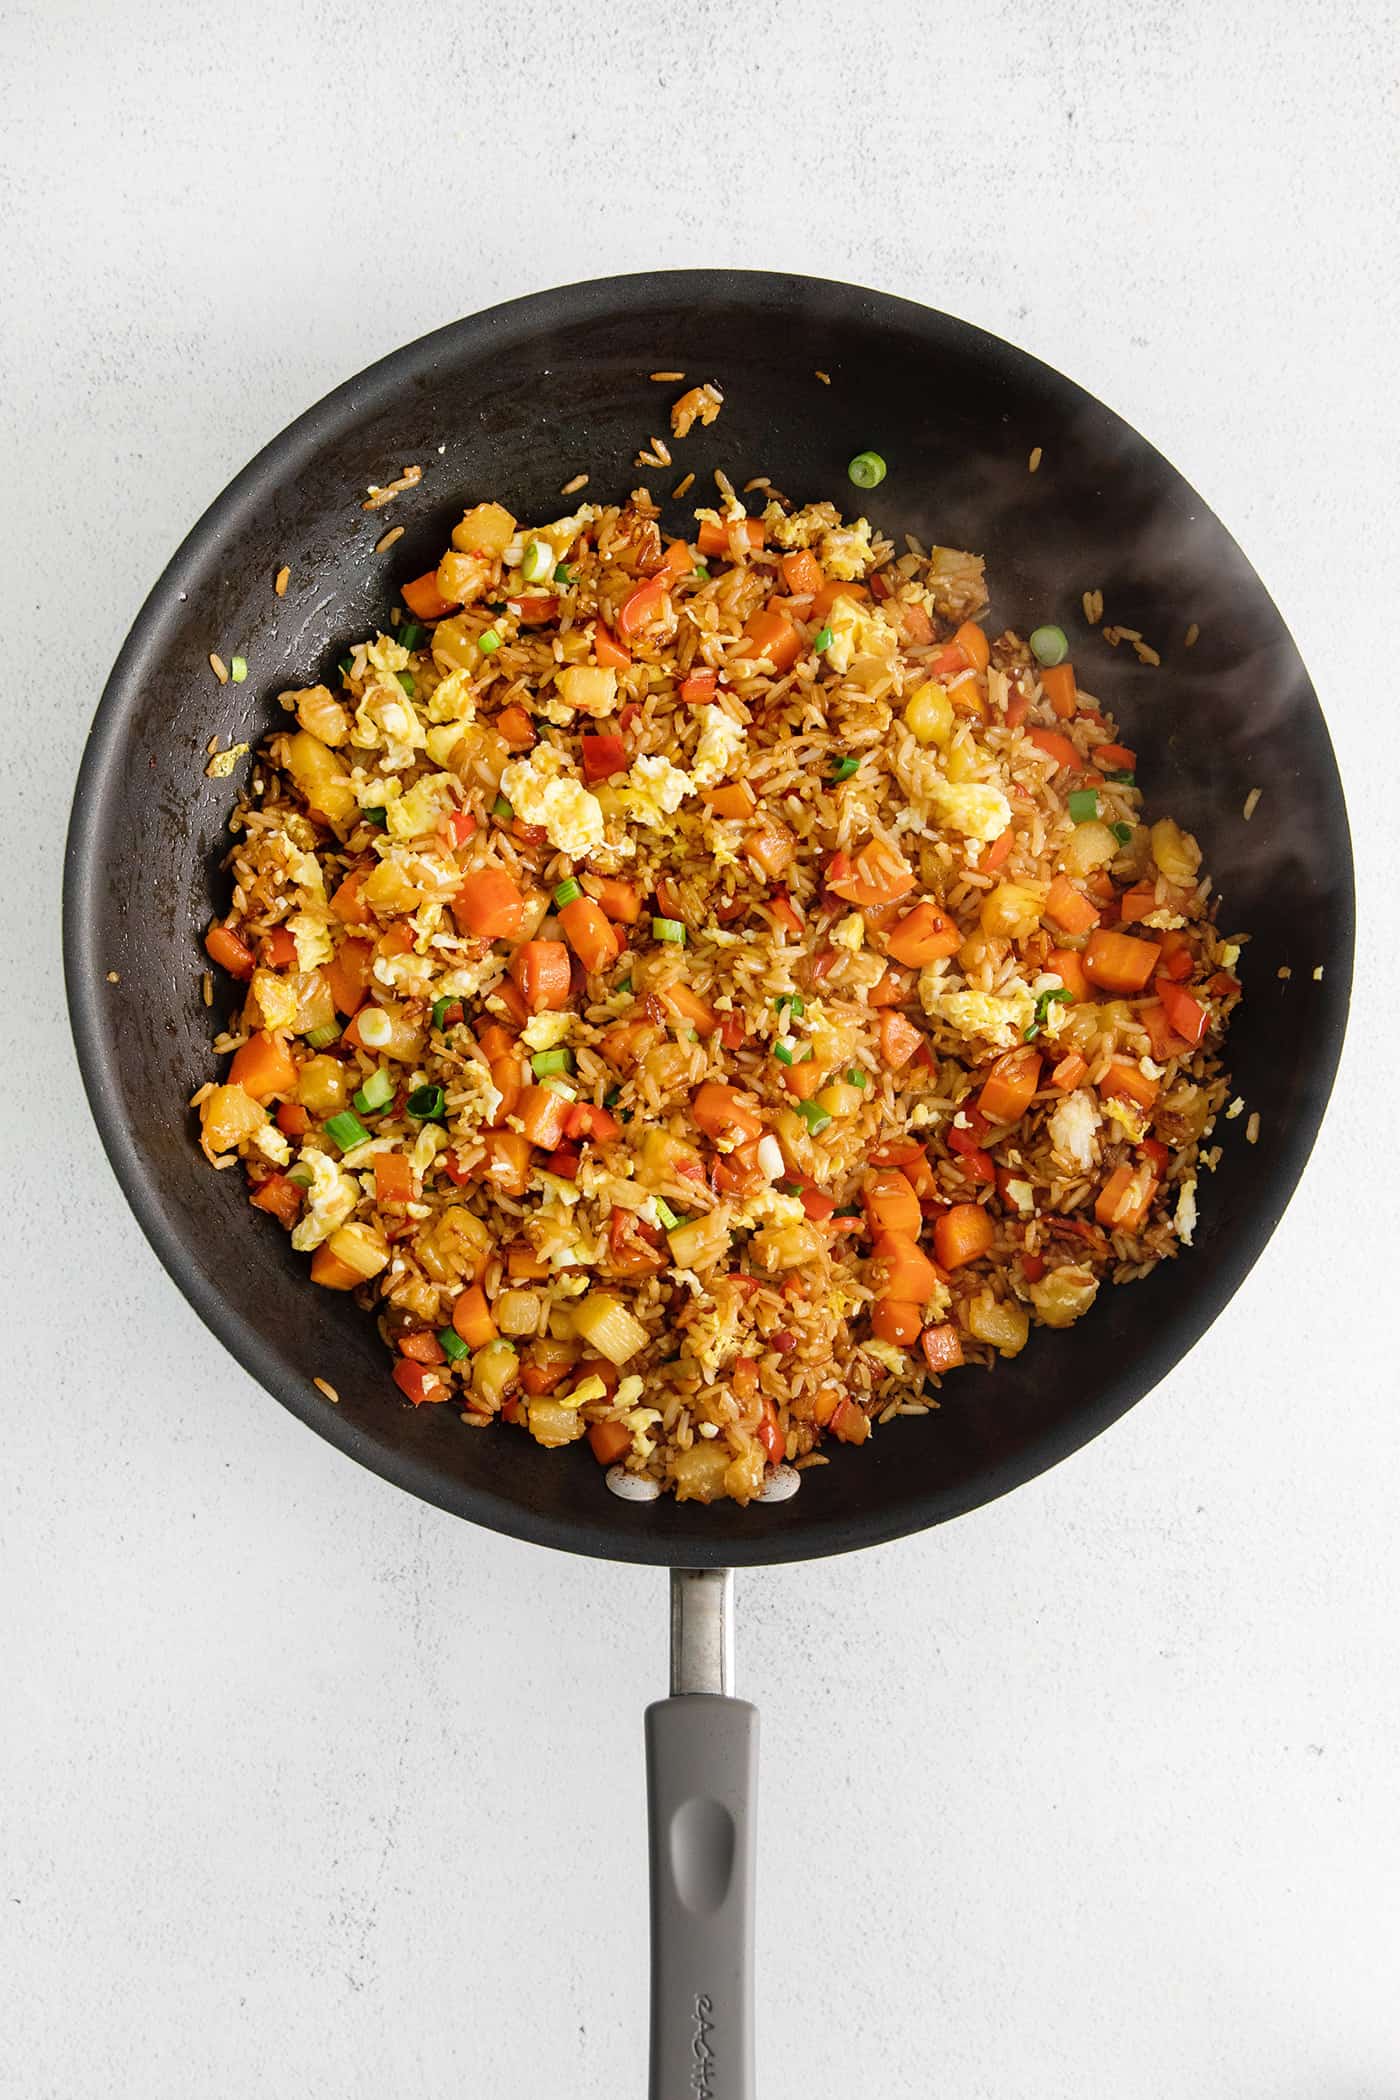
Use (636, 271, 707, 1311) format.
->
(304, 1022, 340, 1049)
(521, 538, 553, 584)
(1024, 986, 1074, 1042)
(813, 626, 834, 652)
(553, 562, 572, 585)
(230, 655, 248, 684)
(478, 629, 502, 655)
(691, 563, 710, 582)
(1068, 789, 1100, 823)
(353, 1068, 394, 1114)
(531, 1048, 573, 1078)
(431, 995, 457, 1031)
(845, 1067, 869, 1088)
(553, 876, 583, 908)
(396, 669, 416, 697)
(1030, 624, 1069, 667)
(654, 1198, 682, 1230)
(1111, 820, 1135, 845)
(286, 1163, 314, 1189)
(337, 653, 354, 678)
(830, 757, 859, 782)
(794, 1099, 833, 1136)
(848, 450, 887, 489)
(325, 1110, 370, 1151)
(603, 1086, 621, 1107)
(652, 916, 686, 944)
(616, 976, 633, 995)
(438, 1327, 470, 1362)
(406, 1084, 445, 1121)
(1104, 768, 1137, 785)
(492, 794, 513, 821)
(363, 806, 387, 829)
(774, 1041, 796, 1066)
(541, 1075, 576, 1100)
(398, 621, 424, 651)
(773, 992, 805, 1016)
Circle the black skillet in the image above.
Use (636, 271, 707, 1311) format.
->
(63, 271, 1352, 2098)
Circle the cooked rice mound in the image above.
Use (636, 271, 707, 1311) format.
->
(197, 483, 1244, 1505)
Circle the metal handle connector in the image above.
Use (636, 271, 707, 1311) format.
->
(669, 1567, 734, 1695)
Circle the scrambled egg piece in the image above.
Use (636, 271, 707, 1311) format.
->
(426, 669, 477, 726)
(410, 1124, 447, 1176)
(353, 682, 426, 771)
(819, 517, 875, 580)
(1175, 1176, 1198, 1245)
(619, 753, 692, 827)
(252, 1122, 291, 1166)
(690, 705, 745, 787)
(522, 1010, 573, 1052)
(734, 1186, 806, 1232)
(823, 593, 898, 676)
(1103, 1095, 1149, 1144)
(287, 910, 334, 970)
(352, 768, 401, 809)
(205, 742, 249, 779)
(448, 1059, 505, 1136)
(282, 841, 326, 899)
(925, 985, 1037, 1052)
(290, 1150, 360, 1251)
(387, 772, 458, 841)
(926, 780, 1012, 842)
(830, 912, 865, 952)
(500, 746, 606, 857)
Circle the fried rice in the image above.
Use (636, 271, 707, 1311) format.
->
(195, 478, 1244, 1506)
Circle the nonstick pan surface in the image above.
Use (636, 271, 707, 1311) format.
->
(63, 270, 1353, 1568)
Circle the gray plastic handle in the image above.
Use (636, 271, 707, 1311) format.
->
(645, 1692, 758, 2100)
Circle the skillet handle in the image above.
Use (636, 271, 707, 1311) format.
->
(645, 1570, 756, 2100)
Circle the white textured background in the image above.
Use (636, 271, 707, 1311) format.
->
(3, 3, 1398, 2095)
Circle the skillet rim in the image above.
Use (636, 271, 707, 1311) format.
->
(62, 267, 1354, 1566)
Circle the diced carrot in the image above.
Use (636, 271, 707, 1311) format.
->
(661, 981, 718, 1037)
(593, 622, 631, 669)
(866, 964, 915, 1008)
(697, 516, 765, 558)
(564, 1101, 622, 1144)
(377, 920, 415, 959)
(250, 1174, 301, 1228)
(862, 1169, 922, 1237)
(871, 1139, 938, 1199)
(1026, 727, 1081, 771)
(474, 1021, 516, 1063)
(756, 1397, 785, 1467)
(1046, 948, 1091, 1003)
(558, 897, 621, 974)
(496, 704, 535, 750)
(608, 1204, 666, 1277)
(576, 877, 636, 929)
(1041, 663, 1077, 718)
(896, 602, 934, 646)
(578, 731, 627, 783)
(508, 939, 571, 1012)
(205, 919, 255, 980)
(330, 871, 371, 925)
(512, 596, 558, 624)
(442, 809, 476, 850)
(948, 1127, 996, 1185)
(1094, 1160, 1157, 1233)
(276, 1101, 310, 1137)
(718, 1012, 746, 1051)
(828, 1395, 871, 1444)
(1083, 928, 1162, 993)
(393, 1359, 446, 1405)
(704, 779, 757, 820)
(1142, 1137, 1170, 1176)
(374, 1153, 415, 1205)
(932, 1203, 995, 1271)
(810, 578, 866, 621)
(479, 1129, 532, 1196)
(402, 570, 457, 621)
(310, 1245, 362, 1290)
(947, 674, 987, 722)
(870, 1233, 941, 1302)
(878, 1010, 923, 1070)
(587, 1419, 633, 1465)
(782, 1059, 825, 1101)
(518, 1084, 570, 1150)
(769, 892, 803, 938)
(259, 925, 298, 970)
(490, 1052, 523, 1121)
(1117, 883, 1160, 926)
(1100, 1059, 1159, 1111)
(978, 1045, 1043, 1125)
(1157, 928, 1193, 980)
(398, 1329, 446, 1366)
(739, 606, 803, 673)
(678, 667, 717, 704)
(921, 1323, 965, 1374)
(544, 1145, 580, 1180)
(871, 1298, 923, 1347)
(980, 830, 1014, 875)
(1050, 1050, 1088, 1091)
(323, 937, 373, 1016)
(1092, 742, 1137, 771)
(885, 900, 961, 967)
(797, 1187, 836, 1222)
(1155, 977, 1209, 1047)
(692, 1081, 763, 1146)
(452, 1283, 497, 1348)
(828, 837, 915, 910)
(952, 621, 989, 673)
(744, 818, 796, 880)
(780, 549, 824, 597)
(229, 1030, 298, 1102)
(454, 867, 526, 942)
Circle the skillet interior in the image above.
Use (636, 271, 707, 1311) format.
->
(63, 270, 1353, 1566)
